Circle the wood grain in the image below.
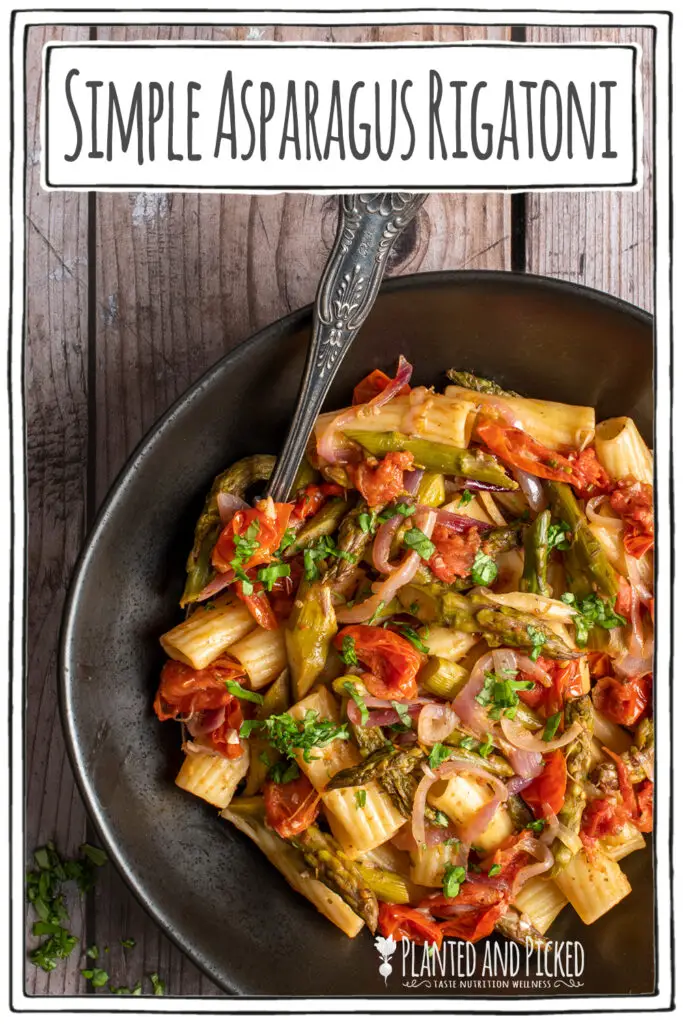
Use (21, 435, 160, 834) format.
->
(24, 25, 90, 996)
(525, 27, 654, 312)
(90, 20, 511, 997)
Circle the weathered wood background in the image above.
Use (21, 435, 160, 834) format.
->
(25, 22, 653, 996)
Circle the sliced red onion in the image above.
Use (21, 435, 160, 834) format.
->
(363, 694, 433, 709)
(448, 477, 516, 494)
(403, 468, 424, 496)
(412, 765, 437, 846)
(501, 742, 544, 780)
(625, 551, 653, 603)
(451, 652, 495, 736)
(186, 706, 226, 737)
(411, 758, 508, 847)
(511, 466, 547, 512)
(372, 514, 403, 574)
(182, 739, 219, 756)
(586, 496, 623, 532)
(336, 508, 436, 623)
(506, 775, 535, 796)
(492, 649, 517, 676)
(395, 729, 419, 746)
(500, 716, 583, 752)
(216, 491, 249, 523)
(417, 703, 458, 745)
(415, 503, 491, 534)
(196, 569, 236, 602)
(510, 834, 555, 889)
(317, 356, 413, 465)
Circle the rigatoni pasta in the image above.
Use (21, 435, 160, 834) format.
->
(154, 356, 653, 954)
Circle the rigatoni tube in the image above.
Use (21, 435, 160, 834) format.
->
(160, 595, 255, 669)
(229, 627, 287, 689)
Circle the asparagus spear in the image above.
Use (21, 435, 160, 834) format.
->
(446, 370, 518, 397)
(475, 605, 578, 661)
(520, 509, 551, 597)
(397, 580, 479, 630)
(284, 497, 352, 556)
(327, 746, 424, 819)
(482, 524, 522, 558)
(589, 717, 654, 790)
(325, 501, 371, 590)
(343, 429, 517, 489)
(243, 670, 291, 796)
(550, 695, 593, 874)
(507, 794, 533, 830)
(495, 908, 550, 952)
(545, 481, 619, 600)
(291, 825, 379, 931)
(285, 580, 338, 700)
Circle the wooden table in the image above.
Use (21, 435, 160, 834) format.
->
(25, 21, 653, 997)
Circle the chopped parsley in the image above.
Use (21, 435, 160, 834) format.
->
(382, 501, 416, 519)
(471, 549, 498, 586)
(391, 701, 413, 728)
(274, 528, 296, 557)
(109, 981, 142, 996)
(269, 760, 300, 784)
(343, 681, 369, 726)
(256, 562, 290, 591)
(386, 621, 429, 654)
(458, 736, 478, 751)
(240, 710, 349, 763)
(409, 601, 420, 615)
(367, 600, 386, 625)
(488, 863, 502, 878)
(149, 973, 166, 996)
(429, 742, 453, 770)
(85, 945, 99, 960)
(358, 511, 377, 534)
(303, 535, 354, 581)
(561, 592, 627, 648)
(80, 844, 108, 868)
(403, 527, 436, 560)
(458, 489, 474, 506)
(442, 864, 466, 898)
(528, 818, 546, 834)
(526, 624, 546, 661)
(548, 520, 572, 551)
(479, 732, 494, 758)
(225, 679, 264, 705)
(120, 938, 136, 949)
(229, 520, 261, 590)
(355, 790, 367, 810)
(81, 967, 109, 988)
(542, 712, 562, 742)
(476, 670, 535, 721)
(340, 635, 359, 667)
(433, 810, 450, 828)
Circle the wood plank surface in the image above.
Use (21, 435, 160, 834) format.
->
(24, 25, 90, 997)
(89, 20, 511, 996)
(525, 27, 654, 312)
(24, 17, 653, 998)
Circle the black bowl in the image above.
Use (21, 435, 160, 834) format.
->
(60, 271, 655, 997)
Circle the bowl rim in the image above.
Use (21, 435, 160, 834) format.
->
(57, 269, 654, 995)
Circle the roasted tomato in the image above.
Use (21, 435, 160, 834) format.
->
(207, 699, 245, 758)
(291, 483, 345, 523)
(334, 624, 424, 701)
(263, 774, 321, 839)
(602, 749, 653, 834)
(212, 498, 293, 575)
(566, 447, 612, 498)
(234, 578, 279, 631)
(587, 651, 612, 679)
(520, 657, 583, 717)
(633, 780, 654, 833)
(428, 525, 481, 583)
(347, 451, 414, 509)
(615, 576, 633, 618)
(580, 796, 630, 847)
(610, 478, 654, 558)
(521, 750, 568, 818)
(378, 904, 443, 948)
(476, 418, 577, 482)
(353, 369, 410, 406)
(153, 657, 245, 720)
(592, 674, 651, 727)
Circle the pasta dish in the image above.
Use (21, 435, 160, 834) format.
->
(153, 359, 654, 950)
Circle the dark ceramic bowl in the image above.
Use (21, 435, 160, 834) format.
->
(60, 271, 655, 997)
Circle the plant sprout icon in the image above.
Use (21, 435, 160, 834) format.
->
(374, 935, 397, 984)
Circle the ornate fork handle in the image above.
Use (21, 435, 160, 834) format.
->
(266, 192, 427, 502)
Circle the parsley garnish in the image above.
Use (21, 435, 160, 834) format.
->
(109, 981, 142, 995)
(386, 621, 429, 654)
(443, 864, 466, 898)
(355, 790, 367, 809)
(561, 592, 627, 648)
(471, 549, 498, 586)
(479, 732, 494, 758)
(85, 945, 99, 960)
(269, 760, 300, 784)
(543, 712, 562, 742)
(343, 681, 369, 726)
(475, 670, 534, 721)
(433, 810, 450, 827)
(403, 527, 436, 560)
(275, 528, 296, 557)
(409, 601, 420, 615)
(358, 511, 377, 534)
(548, 520, 572, 551)
(381, 501, 416, 519)
(529, 818, 546, 833)
(367, 600, 386, 625)
(257, 562, 290, 591)
(81, 967, 109, 988)
(120, 938, 136, 949)
(340, 635, 359, 667)
(488, 863, 502, 878)
(229, 520, 261, 586)
(303, 535, 354, 581)
(240, 711, 349, 763)
(149, 973, 166, 996)
(225, 679, 264, 705)
(429, 742, 452, 770)
(526, 624, 546, 661)
(459, 489, 474, 506)
(459, 736, 478, 751)
(391, 701, 413, 728)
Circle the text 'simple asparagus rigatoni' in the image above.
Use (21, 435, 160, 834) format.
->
(154, 358, 654, 949)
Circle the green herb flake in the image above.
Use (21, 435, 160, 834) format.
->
(149, 973, 166, 996)
(85, 945, 99, 960)
(488, 863, 502, 878)
(80, 844, 107, 868)
(471, 549, 498, 586)
(225, 679, 264, 705)
(367, 600, 386, 626)
(442, 864, 466, 898)
(548, 520, 572, 551)
(268, 760, 300, 784)
(429, 742, 452, 770)
(387, 622, 429, 654)
(433, 810, 450, 828)
(458, 489, 474, 507)
(403, 527, 436, 561)
(476, 671, 534, 721)
(257, 562, 291, 591)
(479, 733, 494, 758)
(526, 624, 547, 662)
(458, 736, 478, 751)
(81, 967, 109, 988)
(391, 701, 413, 728)
(343, 681, 369, 726)
(240, 710, 349, 763)
(543, 712, 562, 742)
(340, 635, 359, 667)
(528, 818, 546, 834)
(355, 789, 367, 810)
(561, 592, 627, 649)
(120, 938, 136, 949)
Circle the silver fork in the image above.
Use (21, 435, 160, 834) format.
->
(266, 192, 427, 501)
